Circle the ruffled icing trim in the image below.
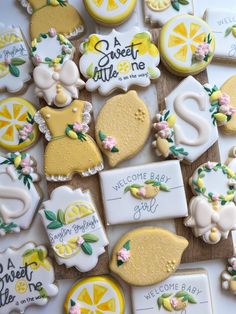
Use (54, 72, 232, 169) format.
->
(34, 111, 52, 142)
(66, 25, 85, 39)
(18, 0, 33, 14)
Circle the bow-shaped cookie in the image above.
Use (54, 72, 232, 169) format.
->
(33, 60, 85, 107)
(185, 196, 236, 242)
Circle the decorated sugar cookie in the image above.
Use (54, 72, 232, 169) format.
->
(0, 24, 32, 93)
(0, 98, 39, 152)
(204, 9, 236, 63)
(184, 162, 236, 244)
(79, 28, 160, 95)
(64, 276, 124, 313)
(18, 0, 85, 39)
(84, 0, 137, 26)
(222, 254, 236, 295)
(0, 242, 58, 314)
(95, 91, 150, 167)
(159, 15, 215, 76)
(99, 161, 188, 225)
(35, 100, 103, 181)
(0, 152, 42, 236)
(132, 269, 213, 314)
(144, 0, 194, 27)
(110, 227, 188, 286)
(39, 186, 109, 272)
(152, 76, 218, 163)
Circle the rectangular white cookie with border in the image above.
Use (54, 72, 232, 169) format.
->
(99, 160, 188, 225)
(131, 269, 213, 314)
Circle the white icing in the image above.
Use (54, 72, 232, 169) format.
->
(79, 27, 160, 95)
(174, 92, 211, 146)
(131, 270, 213, 314)
(39, 186, 109, 272)
(33, 60, 85, 107)
(204, 8, 236, 62)
(0, 24, 32, 93)
(0, 243, 58, 314)
(17, 0, 33, 15)
(99, 160, 188, 225)
(144, 0, 194, 26)
(164, 76, 218, 163)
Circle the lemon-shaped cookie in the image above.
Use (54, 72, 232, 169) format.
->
(84, 0, 137, 26)
(110, 227, 188, 286)
(95, 91, 150, 167)
(0, 97, 39, 151)
(146, 0, 171, 11)
(53, 236, 80, 258)
(64, 276, 125, 314)
(64, 201, 95, 224)
(159, 14, 215, 76)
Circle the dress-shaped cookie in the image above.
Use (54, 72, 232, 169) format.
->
(35, 100, 103, 181)
(18, 0, 85, 39)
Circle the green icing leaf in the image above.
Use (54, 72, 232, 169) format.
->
(123, 240, 130, 250)
(175, 291, 188, 298)
(117, 259, 124, 267)
(188, 295, 197, 304)
(82, 233, 99, 243)
(70, 299, 76, 307)
(148, 66, 159, 79)
(9, 64, 20, 77)
(22, 249, 34, 257)
(160, 183, 170, 192)
(178, 0, 189, 4)
(157, 297, 163, 309)
(171, 0, 180, 11)
(225, 26, 233, 36)
(161, 293, 172, 298)
(86, 63, 94, 78)
(124, 186, 131, 193)
(37, 249, 44, 262)
(47, 220, 63, 229)
(99, 130, 106, 142)
(37, 287, 48, 298)
(11, 58, 26, 66)
(45, 210, 56, 221)
(81, 242, 93, 255)
(111, 146, 119, 153)
(57, 209, 65, 225)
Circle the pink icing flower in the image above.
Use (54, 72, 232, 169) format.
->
(155, 114, 162, 122)
(48, 28, 57, 37)
(212, 193, 219, 201)
(170, 297, 178, 309)
(4, 57, 11, 65)
(33, 54, 42, 65)
(21, 166, 32, 175)
(19, 124, 33, 141)
(158, 128, 171, 139)
(77, 236, 84, 246)
(20, 157, 31, 168)
(117, 247, 130, 263)
(69, 303, 81, 314)
(206, 161, 214, 169)
(73, 122, 83, 132)
(219, 93, 230, 106)
(138, 187, 146, 197)
(230, 258, 236, 271)
(195, 43, 210, 61)
(62, 45, 72, 54)
(102, 136, 117, 151)
(219, 105, 231, 115)
(155, 121, 168, 131)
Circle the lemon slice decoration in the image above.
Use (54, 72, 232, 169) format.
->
(159, 15, 215, 75)
(117, 60, 131, 75)
(15, 279, 28, 294)
(64, 276, 125, 314)
(22, 247, 52, 271)
(0, 97, 38, 151)
(64, 201, 95, 224)
(54, 236, 81, 258)
(146, 0, 171, 11)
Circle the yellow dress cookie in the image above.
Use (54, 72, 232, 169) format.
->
(34, 100, 103, 181)
(64, 276, 125, 314)
(18, 0, 85, 39)
(159, 14, 215, 76)
(0, 97, 39, 152)
(84, 0, 137, 26)
(95, 91, 150, 167)
(110, 227, 188, 286)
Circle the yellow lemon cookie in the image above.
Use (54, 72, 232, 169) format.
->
(64, 276, 125, 314)
(0, 98, 39, 152)
(95, 91, 150, 167)
(18, 0, 85, 40)
(110, 227, 188, 286)
(84, 0, 137, 26)
(159, 14, 215, 76)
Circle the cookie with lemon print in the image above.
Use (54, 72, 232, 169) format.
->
(79, 27, 160, 95)
(64, 276, 125, 314)
(84, 0, 137, 26)
(0, 24, 32, 94)
(159, 15, 215, 76)
(110, 227, 188, 286)
(0, 97, 39, 152)
(0, 242, 58, 314)
(95, 91, 150, 167)
(17, 0, 85, 40)
(144, 0, 194, 27)
(39, 186, 109, 272)
(0, 152, 42, 237)
(184, 161, 236, 244)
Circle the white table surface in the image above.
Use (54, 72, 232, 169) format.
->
(1, 0, 236, 313)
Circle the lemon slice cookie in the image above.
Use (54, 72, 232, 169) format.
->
(159, 15, 215, 76)
(64, 276, 125, 314)
(84, 0, 137, 26)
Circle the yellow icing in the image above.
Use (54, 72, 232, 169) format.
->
(221, 75, 236, 134)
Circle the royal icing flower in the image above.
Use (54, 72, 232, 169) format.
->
(69, 303, 81, 314)
(117, 247, 131, 263)
(63, 45, 72, 54)
(4, 56, 11, 65)
(32, 54, 42, 65)
(19, 123, 33, 141)
(155, 113, 162, 122)
(228, 178, 236, 188)
(170, 297, 178, 309)
(228, 257, 236, 271)
(20, 156, 33, 175)
(206, 161, 214, 169)
(102, 136, 117, 151)
(77, 236, 85, 246)
(219, 93, 230, 107)
(211, 193, 219, 201)
(155, 121, 169, 131)
(158, 128, 172, 139)
(48, 28, 57, 37)
(73, 122, 83, 133)
(194, 43, 210, 61)
(138, 187, 146, 198)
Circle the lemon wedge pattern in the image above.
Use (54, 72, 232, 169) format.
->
(159, 14, 215, 76)
(146, 0, 171, 11)
(65, 201, 95, 224)
(64, 276, 125, 314)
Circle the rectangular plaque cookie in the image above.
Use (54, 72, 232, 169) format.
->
(99, 161, 188, 225)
